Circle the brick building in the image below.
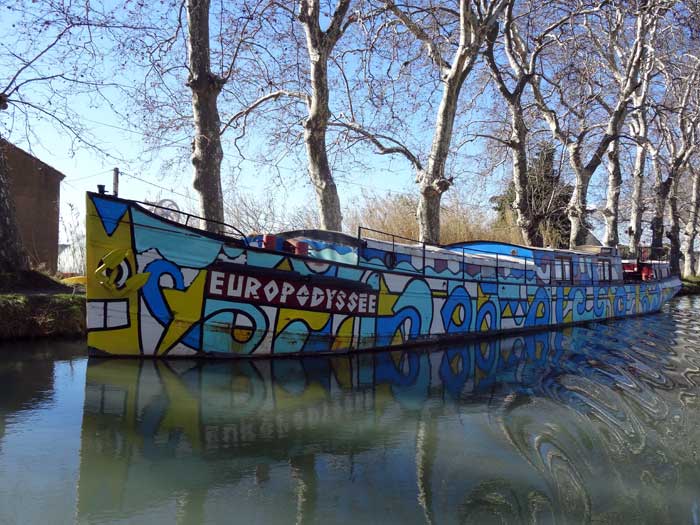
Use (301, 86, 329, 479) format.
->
(2, 140, 65, 272)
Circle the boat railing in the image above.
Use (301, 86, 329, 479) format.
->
(137, 199, 249, 246)
(357, 226, 428, 273)
(355, 226, 637, 287)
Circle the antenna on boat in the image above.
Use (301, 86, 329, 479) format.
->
(112, 167, 120, 197)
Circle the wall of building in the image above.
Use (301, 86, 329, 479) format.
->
(2, 141, 64, 273)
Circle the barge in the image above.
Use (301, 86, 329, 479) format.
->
(85, 192, 681, 357)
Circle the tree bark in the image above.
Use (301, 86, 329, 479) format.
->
(186, 0, 225, 233)
(417, 76, 463, 244)
(602, 140, 622, 247)
(667, 178, 681, 275)
(303, 40, 342, 231)
(683, 168, 700, 277)
(0, 140, 29, 272)
(298, 0, 350, 232)
(628, 126, 647, 256)
(407, 0, 506, 244)
(510, 113, 542, 246)
(529, 3, 656, 249)
(650, 159, 672, 260)
(568, 173, 592, 247)
(416, 178, 442, 245)
(482, 3, 555, 248)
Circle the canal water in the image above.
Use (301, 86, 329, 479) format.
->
(2, 297, 700, 524)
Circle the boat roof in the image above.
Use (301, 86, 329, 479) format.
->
(281, 229, 618, 260)
(442, 240, 617, 258)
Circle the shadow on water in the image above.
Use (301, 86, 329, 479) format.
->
(75, 297, 700, 524)
(0, 339, 83, 446)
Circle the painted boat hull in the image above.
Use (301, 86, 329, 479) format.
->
(85, 193, 681, 357)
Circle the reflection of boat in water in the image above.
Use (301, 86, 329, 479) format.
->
(85, 192, 681, 357)
(77, 315, 700, 523)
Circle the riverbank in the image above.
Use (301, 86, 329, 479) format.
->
(680, 277, 700, 296)
(0, 271, 86, 340)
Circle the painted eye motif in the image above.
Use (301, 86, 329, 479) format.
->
(113, 260, 131, 288)
(101, 259, 131, 289)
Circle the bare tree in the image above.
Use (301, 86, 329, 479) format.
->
(219, 0, 355, 232)
(530, 1, 656, 248)
(627, 54, 655, 256)
(186, 0, 226, 232)
(296, 0, 354, 231)
(682, 164, 700, 276)
(367, 0, 507, 244)
(595, 3, 663, 248)
(484, 1, 590, 246)
(648, 56, 700, 270)
(114, 1, 275, 232)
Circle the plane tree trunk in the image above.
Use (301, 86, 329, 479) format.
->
(509, 113, 542, 246)
(649, 177, 672, 260)
(602, 140, 622, 247)
(627, 61, 653, 257)
(667, 178, 682, 275)
(386, 0, 507, 244)
(628, 123, 647, 257)
(298, 0, 351, 232)
(683, 168, 700, 276)
(187, 0, 225, 233)
(417, 75, 464, 244)
(568, 166, 594, 248)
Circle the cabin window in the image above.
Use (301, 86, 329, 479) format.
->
(598, 259, 612, 282)
(554, 256, 572, 283)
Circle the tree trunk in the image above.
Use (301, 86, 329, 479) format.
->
(186, 0, 225, 233)
(567, 169, 592, 248)
(417, 75, 463, 244)
(304, 54, 342, 231)
(389, 0, 504, 244)
(602, 140, 622, 247)
(650, 177, 672, 260)
(667, 179, 681, 275)
(628, 137, 646, 256)
(0, 141, 29, 272)
(298, 0, 349, 233)
(683, 169, 700, 277)
(511, 114, 542, 246)
(416, 179, 441, 245)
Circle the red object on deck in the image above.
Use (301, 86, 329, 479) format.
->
(287, 240, 309, 256)
(263, 234, 277, 250)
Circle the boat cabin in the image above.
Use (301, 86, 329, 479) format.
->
(244, 228, 669, 288)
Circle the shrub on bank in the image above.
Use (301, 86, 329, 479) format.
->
(0, 294, 85, 339)
(344, 192, 522, 245)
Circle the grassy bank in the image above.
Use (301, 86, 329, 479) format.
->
(0, 293, 86, 339)
(0, 271, 85, 340)
(680, 276, 700, 296)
